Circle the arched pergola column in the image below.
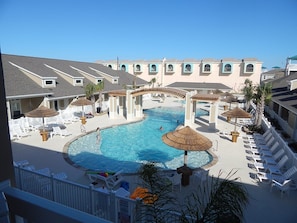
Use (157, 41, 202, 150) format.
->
(134, 95, 143, 118)
(209, 102, 218, 130)
(126, 90, 134, 120)
(109, 96, 118, 119)
(184, 91, 196, 126)
(118, 96, 125, 117)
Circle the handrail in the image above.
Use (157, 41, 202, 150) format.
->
(0, 180, 111, 223)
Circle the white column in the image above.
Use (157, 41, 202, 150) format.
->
(184, 92, 193, 126)
(109, 96, 117, 119)
(126, 90, 134, 120)
(209, 102, 218, 131)
(134, 95, 143, 118)
(118, 96, 124, 116)
(6, 101, 11, 120)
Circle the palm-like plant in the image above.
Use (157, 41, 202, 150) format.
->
(254, 83, 272, 127)
(150, 78, 157, 88)
(242, 79, 254, 111)
(84, 81, 104, 114)
(136, 163, 177, 223)
(181, 170, 248, 223)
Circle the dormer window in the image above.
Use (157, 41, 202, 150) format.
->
(245, 63, 254, 73)
(222, 63, 232, 73)
(112, 78, 119, 84)
(73, 78, 83, 86)
(134, 64, 142, 73)
(202, 63, 211, 73)
(42, 79, 56, 88)
(96, 79, 103, 84)
(166, 64, 174, 73)
(149, 64, 158, 73)
(183, 63, 193, 74)
(120, 64, 127, 72)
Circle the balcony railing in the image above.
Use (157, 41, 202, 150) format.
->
(0, 180, 110, 223)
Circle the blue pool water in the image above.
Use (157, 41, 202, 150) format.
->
(67, 107, 213, 173)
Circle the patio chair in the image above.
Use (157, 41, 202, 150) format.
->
(254, 155, 288, 175)
(249, 141, 279, 156)
(50, 126, 71, 138)
(10, 124, 30, 139)
(244, 134, 274, 149)
(87, 170, 123, 189)
(244, 129, 270, 141)
(257, 166, 297, 183)
(270, 179, 292, 198)
(252, 147, 284, 164)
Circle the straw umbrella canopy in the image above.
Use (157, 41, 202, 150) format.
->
(71, 97, 94, 117)
(25, 105, 59, 131)
(162, 126, 212, 166)
(221, 95, 238, 110)
(221, 107, 251, 132)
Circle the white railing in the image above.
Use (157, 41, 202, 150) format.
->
(14, 166, 185, 222)
(14, 166, 138, 223)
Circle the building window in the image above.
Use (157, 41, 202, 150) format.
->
(245, 64, 254, 73)
(108, 64, 112, 69)
(73, 78, 83, 86)
(149, 64, 158, 73)
(121, 64, 127, 72)
(167, 64, 174, 72)
(136, 64, 141, 71)
(183, 63, 193, 73)
(203, 64, 211, 72)
(75, 79, 82, 84)
(46, 80, 53, 85)
(134, 64, 142, 73)
(222, 63, 232, 73)
(43, 79, 56, 88)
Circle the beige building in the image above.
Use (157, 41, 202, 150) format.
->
(97, 57, 262, 92)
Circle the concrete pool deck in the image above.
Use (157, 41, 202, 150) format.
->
(11, 97, 297, 222)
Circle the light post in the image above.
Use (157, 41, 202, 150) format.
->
(161, 57, 166, 87)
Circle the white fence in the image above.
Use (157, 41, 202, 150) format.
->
(14, 166, 185, 223)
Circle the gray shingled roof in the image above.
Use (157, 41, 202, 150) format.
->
(2, 54, 148, 100)
(166, 82, 232, 91)
(270, 72, 297, 114)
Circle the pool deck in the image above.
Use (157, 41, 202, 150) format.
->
(11, 97, 297, 222)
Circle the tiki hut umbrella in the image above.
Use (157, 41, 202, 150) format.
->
(220, 92, 233, 97)
(162, 126, 212, 166)
(25, 105, 59, 131)
(221, 107, 252, 132)
(71, 97, 94, 118)
(221, 95, 238, 110)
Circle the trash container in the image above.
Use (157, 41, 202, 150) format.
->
(177, 165, 193, 186)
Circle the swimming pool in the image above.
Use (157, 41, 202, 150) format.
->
(67, 107, 213, 173)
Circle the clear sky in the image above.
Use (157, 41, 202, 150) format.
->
(1, 0, 297, 69)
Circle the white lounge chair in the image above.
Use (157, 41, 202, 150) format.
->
(257, 166, 297, 183)
(50, 126, 71, 138)
(270, 179, 292, 198)
(87, 170, 123, 189)
(10, 124, 30, 139)
(252, 148, 284, 165)
(254, 155, 288, 175)
(249, 141, 279, 156)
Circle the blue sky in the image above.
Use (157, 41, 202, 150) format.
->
(1, 0, 297, 69)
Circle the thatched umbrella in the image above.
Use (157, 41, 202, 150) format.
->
(221, 107, 251, 132)
(71, 97, 93, 117)
(221, 95, 238, 110)
(25, 105, 59, 131)
(162, 126, 212, 166)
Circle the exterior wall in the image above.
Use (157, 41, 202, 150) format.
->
(99, 58, 262, 92)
